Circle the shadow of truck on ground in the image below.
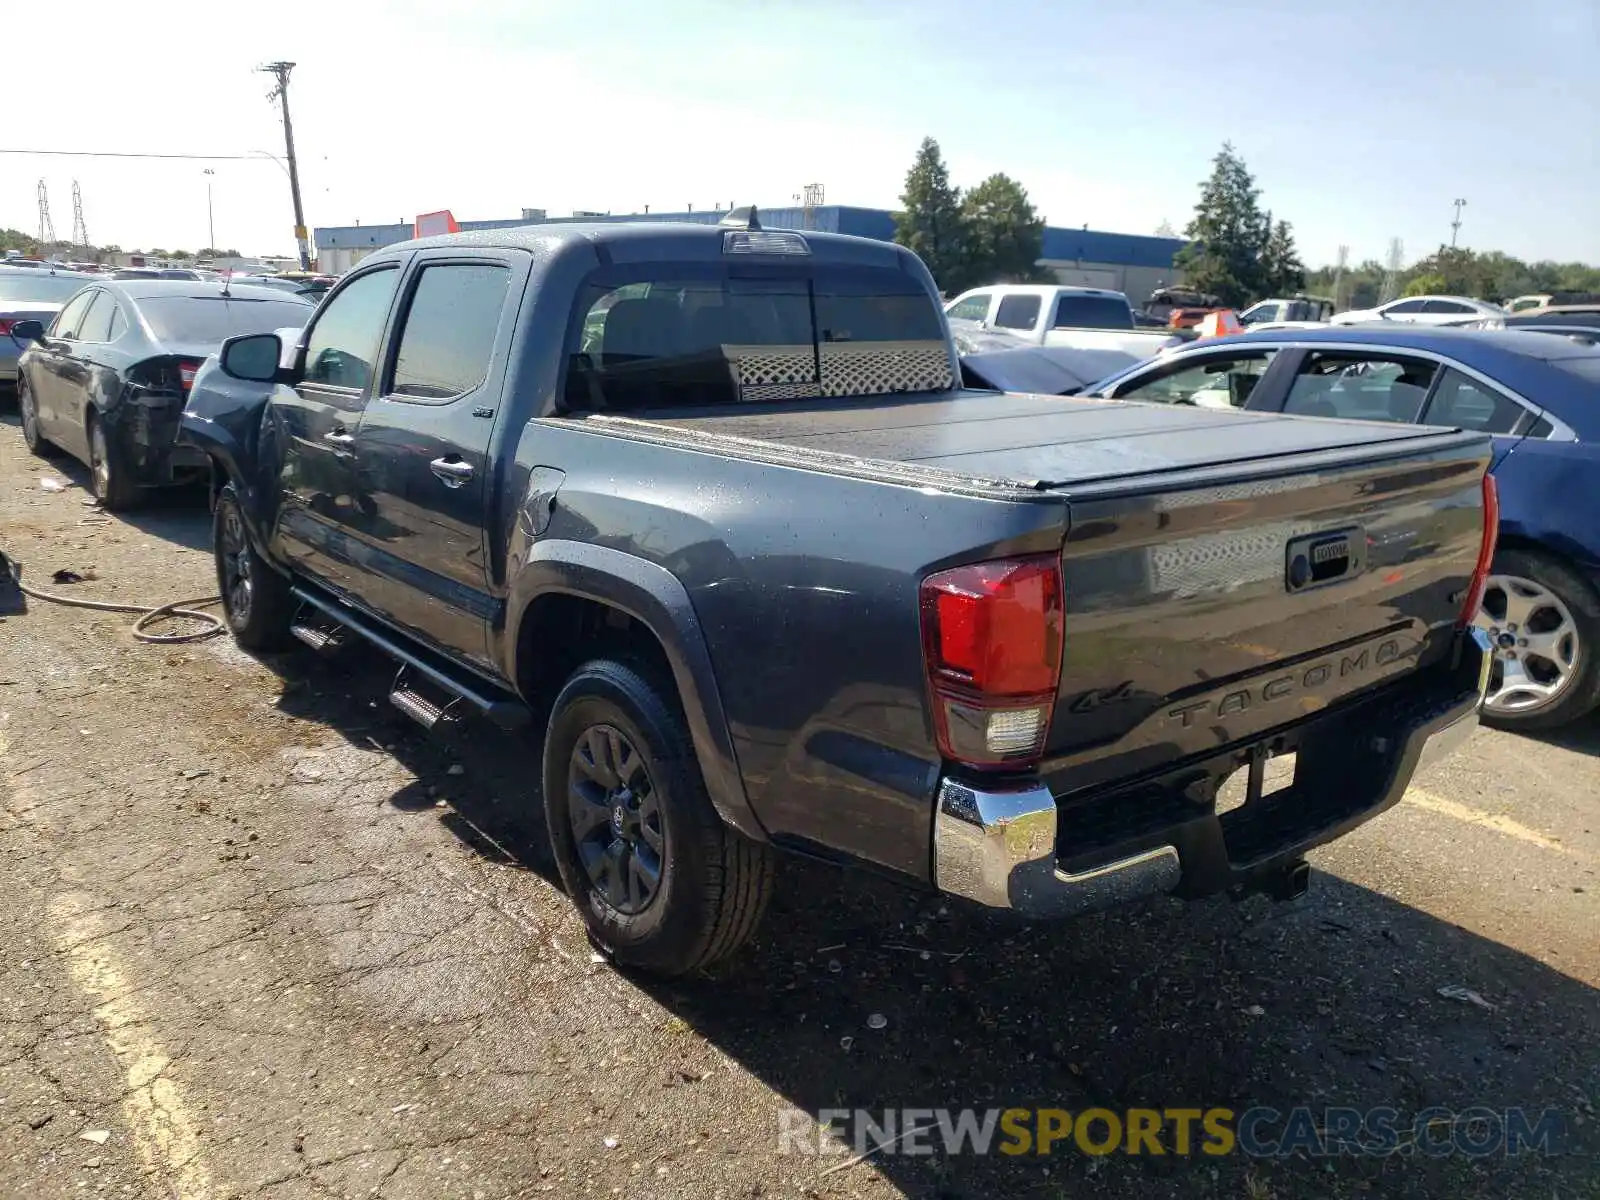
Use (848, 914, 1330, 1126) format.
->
(265, 639, 1599, 1200)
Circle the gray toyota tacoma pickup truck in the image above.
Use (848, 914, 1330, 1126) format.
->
(179, 210, 1495, 976)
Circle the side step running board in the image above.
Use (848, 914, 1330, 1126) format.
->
(290, 621, 346, 656)
(390, 666, 459, 730)
(290, 586, 530, 731)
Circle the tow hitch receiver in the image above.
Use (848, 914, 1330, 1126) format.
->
(1261, 859, 1312, 902)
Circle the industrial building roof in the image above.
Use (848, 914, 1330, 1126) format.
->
(314, 205, 1186, 269)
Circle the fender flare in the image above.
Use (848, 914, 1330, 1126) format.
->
(506, 540, 767, 842)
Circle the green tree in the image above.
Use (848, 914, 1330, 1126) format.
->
(148, 248, 168, 258)
(170, 249, 193, 260)
(1403, 272, 1448, 297)
(893, 137, 967, 293)
(1261, 217, 1305, 295)
(1173, 142, 1272, 307)
(960, 173, 1046, 287)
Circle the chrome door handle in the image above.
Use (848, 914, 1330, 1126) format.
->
(430, 457, 474, 487)
(322, 430, 355, 448)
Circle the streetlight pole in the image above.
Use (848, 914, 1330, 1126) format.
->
(1450, 198, 1467, 249)
(203, 168, 215, 252)
(259, 61, 312, 270)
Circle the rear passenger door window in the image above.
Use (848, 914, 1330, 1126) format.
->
(993, 294, 1041, 331)
(1420, 367, 1528, 434)
(387, 263, 512, 401)
(1422, 299, 1475, 315)
(1281, 353, 1437, 422)
(1113, 351, 1278, 408)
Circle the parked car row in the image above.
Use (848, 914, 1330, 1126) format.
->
(8, 279, 316, 506)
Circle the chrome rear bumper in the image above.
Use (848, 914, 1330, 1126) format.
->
(933, 778, 1182, 917)
(931, 628, 1491, 917)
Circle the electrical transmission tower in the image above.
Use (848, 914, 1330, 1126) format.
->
(71, 180, 89, 250)
(37, 179, 56, 247)
(801, 182, 824, 231)
(1450, 198, 1467, 248)
(1381, 238, 1404, 303)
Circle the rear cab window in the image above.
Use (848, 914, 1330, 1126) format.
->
(1053, 294, 1132, 329)
(565, 262, 951, 411)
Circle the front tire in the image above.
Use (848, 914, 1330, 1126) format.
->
(17, 377, 54, 456)
(1475, 547, 1600, 731)
(213, 483, 295, 653)
(543, 659, 774, 975)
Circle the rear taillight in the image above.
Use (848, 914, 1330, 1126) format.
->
(0, 319, 14, 336)
(1458, 472, 1499, 627)
(178, 359, 202, 391)
(920, 554, 1064, 770)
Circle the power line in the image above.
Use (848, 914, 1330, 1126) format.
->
(0, 148, 263, 160)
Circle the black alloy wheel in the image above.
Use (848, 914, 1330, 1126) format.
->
(567, 723, 666, 915)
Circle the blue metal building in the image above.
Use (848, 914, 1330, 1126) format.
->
(314, 205, 1186, 298)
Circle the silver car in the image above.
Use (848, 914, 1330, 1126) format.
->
(1, 266, 95, 385)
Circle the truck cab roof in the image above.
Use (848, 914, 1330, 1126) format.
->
(386, 217, 923, 273)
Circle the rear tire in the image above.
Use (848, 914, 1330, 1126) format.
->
(542, 658, 774, 976)
(213, 483, 295, 653)
(1476, 547, 1600, 732)
(87, 411, 139, 510)
(17, 377, 54, 456)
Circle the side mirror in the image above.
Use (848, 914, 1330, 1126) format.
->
(8, 319, 45, 343)
(219, 332, 285, 383)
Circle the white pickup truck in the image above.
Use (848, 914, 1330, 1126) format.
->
(944, 284, 1184, 360)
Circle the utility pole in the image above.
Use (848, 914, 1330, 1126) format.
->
(203, 169, 216, 252)
(1333, 244, 1349, 311)
(260, 61, 311, 269)
(1381, 237, 1404, 303)
(1450, 198, 1467, 249)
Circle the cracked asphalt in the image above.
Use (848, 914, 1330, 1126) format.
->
(1, 409, 1597, 1199)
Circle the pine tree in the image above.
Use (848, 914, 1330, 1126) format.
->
(1261, 218, 1305, 295)
(960, 173, 1046, 288)
(1174, 143, 1272, 307)
(893, 138, 966, 293)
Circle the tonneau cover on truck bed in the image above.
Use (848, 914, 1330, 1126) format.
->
(628, 390, 1482, 492)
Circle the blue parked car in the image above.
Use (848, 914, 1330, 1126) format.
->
(1082, 326, 1600, 731)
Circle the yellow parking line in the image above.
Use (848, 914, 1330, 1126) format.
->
(1, 731, 213, 1198)
(1405, 786, 1592, 865)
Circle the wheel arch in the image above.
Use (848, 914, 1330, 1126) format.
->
(507, 540, 766, 842)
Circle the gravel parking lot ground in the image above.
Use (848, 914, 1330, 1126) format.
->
(1, 410, 1596, 1200)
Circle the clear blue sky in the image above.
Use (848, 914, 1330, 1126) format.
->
(5, 0, 1596, 267)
